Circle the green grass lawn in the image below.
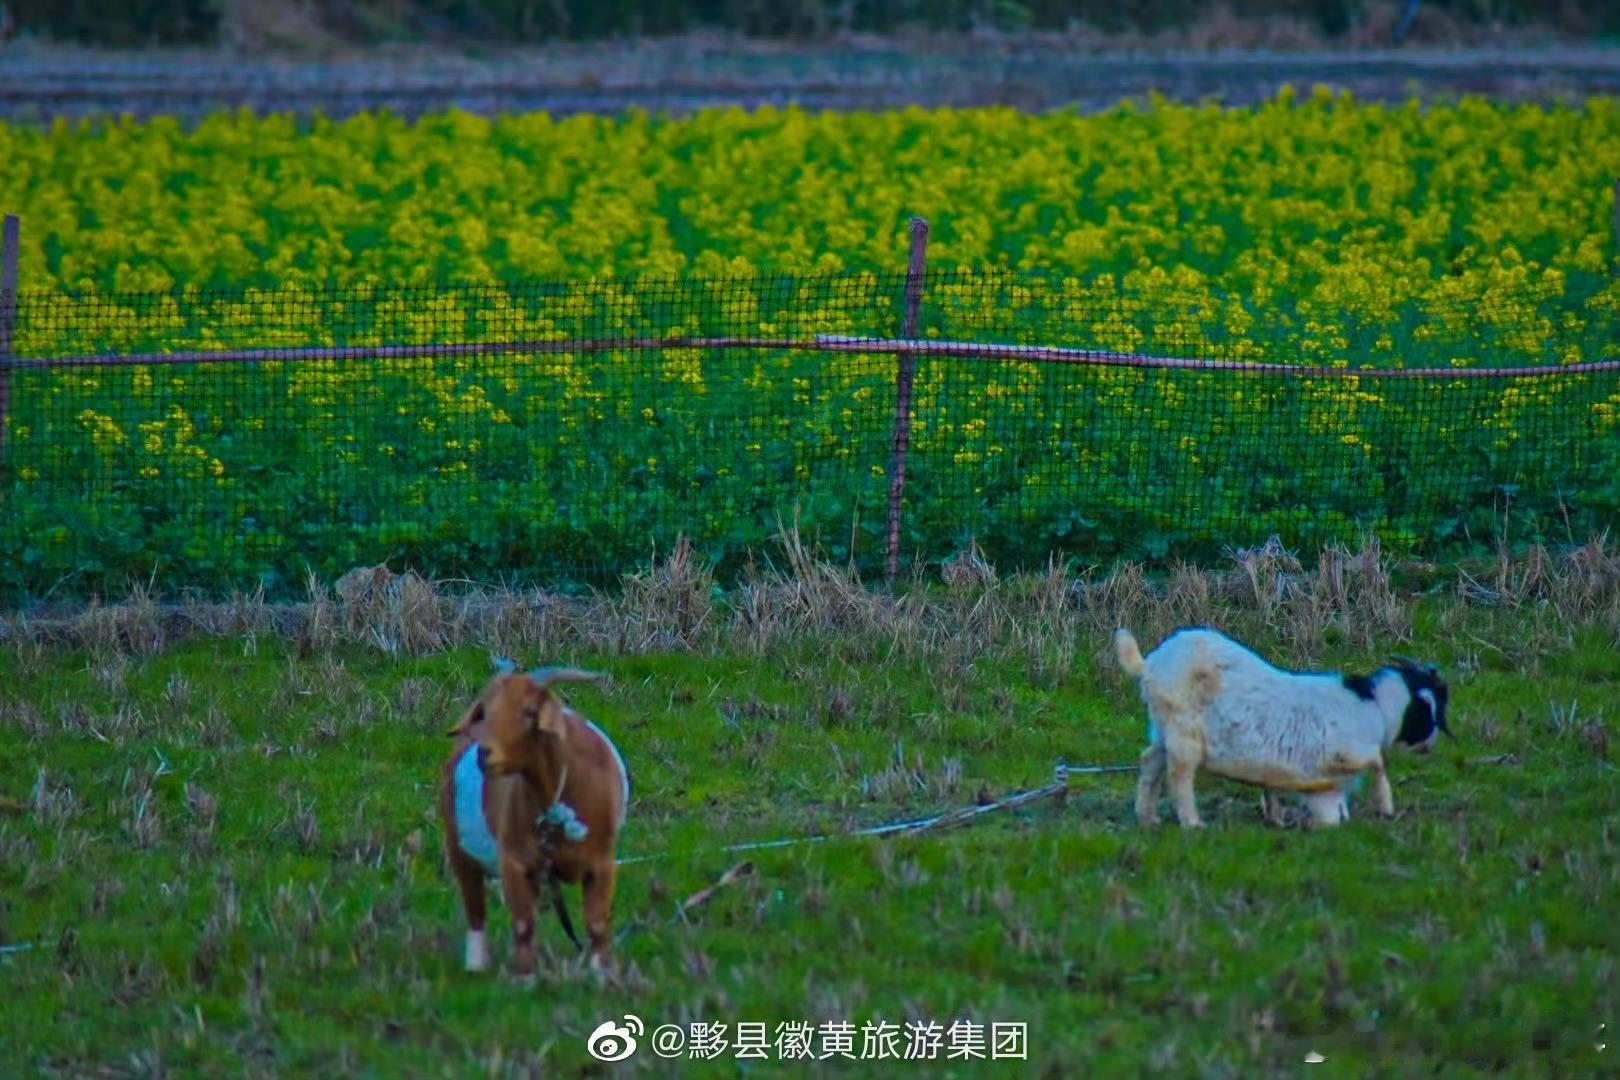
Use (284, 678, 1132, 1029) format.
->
(1, 572, 1617, 1076)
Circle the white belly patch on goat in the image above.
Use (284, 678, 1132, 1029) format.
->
(453, 745, 500, 876)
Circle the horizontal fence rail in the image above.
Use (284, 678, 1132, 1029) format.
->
(1, 224, 1618, 601)
(8, 334, 1620, 381)
(822, 338, 1620, 380)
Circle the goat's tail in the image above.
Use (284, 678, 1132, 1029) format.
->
(1113, 628, 1146, 677)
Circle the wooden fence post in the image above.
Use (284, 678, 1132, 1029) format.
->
(886, 217, 929, 583)
(0, 214, 18, 484)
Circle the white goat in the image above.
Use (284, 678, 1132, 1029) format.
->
(1114, 626, 1450, 828)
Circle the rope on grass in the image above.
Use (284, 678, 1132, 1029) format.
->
(606, 762, 1133, 946)
(616, 761, 1136, 866)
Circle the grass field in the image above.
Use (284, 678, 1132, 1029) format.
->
(2, 542, 1617, 1075)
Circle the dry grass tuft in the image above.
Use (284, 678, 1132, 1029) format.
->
(4, 537, 1617, 677)
(728, 520, 923, 656)
(287, 794, 320, 853)
(300, 574, 341, 656)
(1225, 535, 1304, 623)
(1009, 556, 1080, 686)
(940, 541, 996, 592)
(121, 782, 162, 850)
(1166, 560, 1216, 630)
(163, 672, 192, 719)
(193, 699, 235, 748)
(184, 782, 219, 833)
(333, 565, 447, 656)
(71, 581, 168, 657)
(608, 535, 716, 653)
(5, 697, 49, 741)
(168, 584, 289, 645)
(861, 741, 929, 801)
(1285, 537, 1408, 658)
(439, 582, 577, 661)
(1459, 541, 1560, 610)
(1551, 533, 1620, 626)
(934, 543, 1013, 664)
(31, 767, 79, 827)
(1075, 561, 1149, 632)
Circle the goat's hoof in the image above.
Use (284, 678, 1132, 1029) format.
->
(464, 931, 491, 973)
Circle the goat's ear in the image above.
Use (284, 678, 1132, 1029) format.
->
(535, 695, 568, 739)
(1422, 687, 1455, 737)
(448, 700, 486, 738)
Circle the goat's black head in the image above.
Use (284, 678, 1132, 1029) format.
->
(1390, 660, 1451, 751)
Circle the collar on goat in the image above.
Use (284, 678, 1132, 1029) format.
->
(539, 763, 589, 843)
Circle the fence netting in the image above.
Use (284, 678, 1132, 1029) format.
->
(2, 271, 1617, 600)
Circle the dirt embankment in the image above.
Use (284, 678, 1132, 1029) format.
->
(2, 40, 1618, 120)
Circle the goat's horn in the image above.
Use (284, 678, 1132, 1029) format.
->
(526, 667, 607, 690)
(491, 656, 519, 675)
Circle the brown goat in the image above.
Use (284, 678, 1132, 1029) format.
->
(439, 666, 630, 977)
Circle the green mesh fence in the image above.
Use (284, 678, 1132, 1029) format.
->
(1, 271, 1618, 601)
